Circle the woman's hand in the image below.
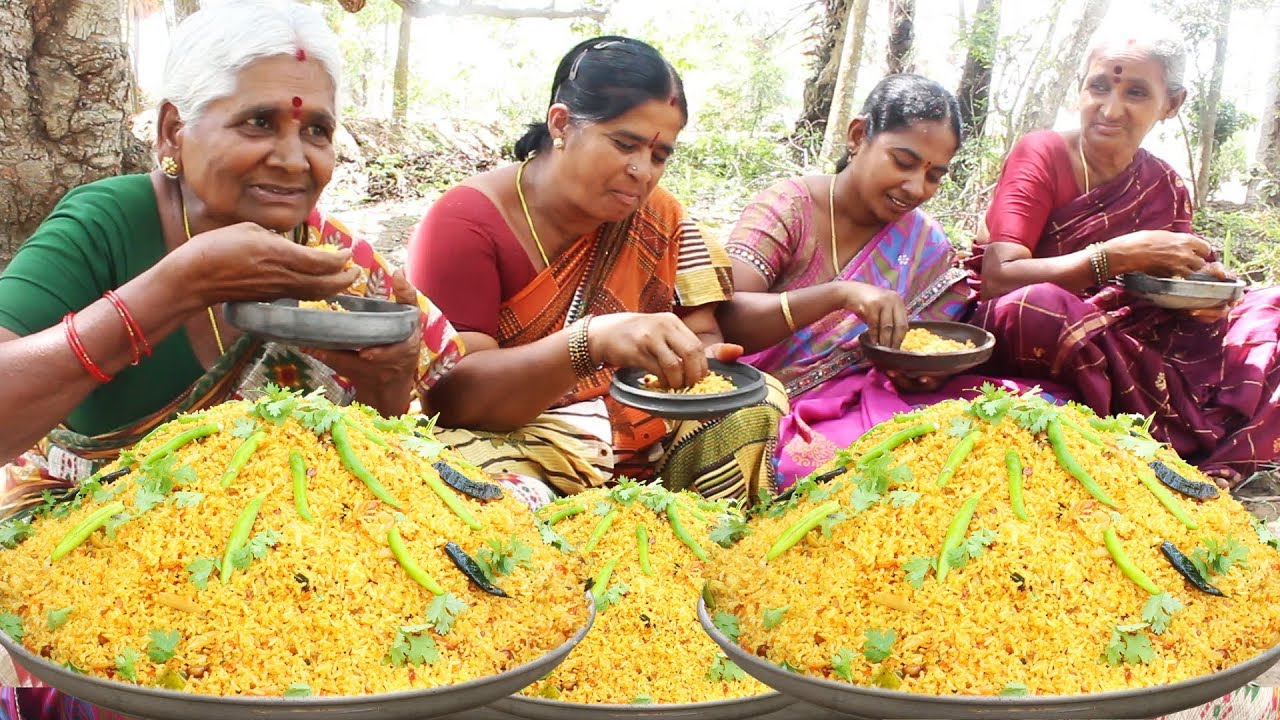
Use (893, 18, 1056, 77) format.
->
(885, 370, 944, 394)
(841, 281, 908, 348)
(1104, 230, 1213, 278)
(176, 223, 361, 305)
(587, 312, 710, 389)
(303, 269, 422, 416)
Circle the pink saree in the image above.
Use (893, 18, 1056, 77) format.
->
(973, 146, 1280, 479)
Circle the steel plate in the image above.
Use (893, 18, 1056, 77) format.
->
(610, 359, 767, 420)
(1122, 273, 1247, 310)
(224, 294, 418, 350)
(0, 598, 594, 720)
(494, 689, 793, 720)
(698, 599, 1280, 720)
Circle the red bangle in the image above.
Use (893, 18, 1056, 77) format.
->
(104, 290, 152, 359)
(63, 313, 113, 383)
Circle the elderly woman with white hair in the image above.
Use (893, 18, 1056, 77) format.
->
(968, 28, 1280, 488)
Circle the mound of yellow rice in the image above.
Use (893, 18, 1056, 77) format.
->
(706, 388, 1280, 696)
(899, 328, 975, 354)
(522, 483, 770, 704)
(640, 372, 736, 395)
(0, 389, 587, 696)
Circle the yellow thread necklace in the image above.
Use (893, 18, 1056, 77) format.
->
(515, 160, 551, 268)
(181, 203, 226, 356)
(828, 174, 841, 277)
(1078, 138, 1092, 194)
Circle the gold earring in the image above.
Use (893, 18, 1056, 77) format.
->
(552, 137, 565, 150)
(160, 156, 180, 178)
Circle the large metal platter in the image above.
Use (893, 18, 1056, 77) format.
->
(493, 689, 793, 720)
(610, 359, 767, 421)
(0, 599, 594, 720)
(1122, 272, 1247, 310)
(224, 294, 418, 350)
(698, 599, 1280, 720)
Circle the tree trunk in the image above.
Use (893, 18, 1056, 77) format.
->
(392, 2, 412, 125)
(1194, 0, 1232, 207)
(1017, 0, 1110, 135)
(1247, 18, 1280, 206)
(819, 0, 871, 167)
(0, 0, 149, 261)
(163, 0, 198, 29)
(798, 0, 854, 132)
(955, 0, 1001, 141)
(886, 0, 916, 75)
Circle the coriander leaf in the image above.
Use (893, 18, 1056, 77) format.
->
(902, 556, 933, 590)
(968, 384, 1014, 423)
(284, 682, 312, 697)
(386, 626, 441, 666)
(230, 417, 259, 440)
(1009, 402, 1057, 434)
(778, 659, 803, 673)
(294, 401, 344, 434)
(849, 487, 881, 513)
(0, 519, 34, 549)
(712, 610, 741, 643)
(147, 628, 181, 663)
(115, 648, 140, 682)
(946, 416, 975, 438)
(478, 537, 534, 579)
(607, 480, 642, 505)
(103, 512, 132, 540)
(134, 487, 166, 514)
(537, 521, 574, 553)
(426, 592, 467, 635)
(597, 581, 630, 611)
(999, 682, 1030, 697)
(862, 627, 896, 663)
(709, 515, 751, 548)
(831, 647, 857, 681)
(186, 557, 219, 590)
(706, 653, 746, 682)
(763, 606, 789, 630)
(46, 606, 73, 630)
(1141, 592, 1183, 635)
(400, 434, 447, 460)
(1194, 536, 1249, 576)
(171, 491, 205, 508)
(0, 613, 23, 641)
(638, 489, 673, 514)
(592, 501, 614, 516)
(1116, 433, 1162, 459)
(820, 510, 851, 537)
(631, 694, 654, 704)
(1253, 517, 1280, 551)
(887, 490, 921, 507)
(1126, 631, 1156, 664)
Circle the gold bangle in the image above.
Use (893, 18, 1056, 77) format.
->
(779, 291, 797, 333)
(568, 315, 599, 379)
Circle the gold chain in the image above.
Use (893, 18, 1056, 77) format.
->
(828, 174, 840, 277)
(515, 160, 551, 268)
(181, 202, 226, 356)
(1078, 137, 1092, 194)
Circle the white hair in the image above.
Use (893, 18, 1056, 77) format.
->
(1081, 24, 1187, 96)
(161, 0, 343, 123)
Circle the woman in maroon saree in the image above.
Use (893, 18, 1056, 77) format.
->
(971, 36, 1280, 485)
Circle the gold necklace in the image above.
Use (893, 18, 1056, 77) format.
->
(515, 160, 551, 268)
(1078, 138, 1092, 194)
(180, 203, 226, 356)
(828, 174, 840, 277)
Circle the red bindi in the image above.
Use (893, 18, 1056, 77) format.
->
(295, 48, 307, 61)
(291, 96, 303, 120)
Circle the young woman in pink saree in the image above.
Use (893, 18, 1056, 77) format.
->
(719, 75, 989, 489)
(971, 35, 1280, 486)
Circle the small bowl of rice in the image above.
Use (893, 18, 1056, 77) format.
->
(859, 320, 994, 384)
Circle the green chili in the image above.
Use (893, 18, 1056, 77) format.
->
(331, 419, 401, 508)
(142, 423, 220, 466)
(636, 524, 653, 576)
(1062, 416, 1106, 447)
(545, 504, 584, 525)
(676, 499, 708, 523)
(936, 493, 982, 582)
(388, 526, 444, 595)
(219, 430, 265, 488)
(50, 502, 125, 561)
(1005, 449, 1029, 521)
(860, 422, 938, 462)
(357, 423, 390, 449)
(582, 510, 619, 554)
(175, 413, 209, 424)
(1136, 467, 1197, 530)
(422, 468, 481, 531)
(1103, 526, 1162, 595)
(765, 501, 841, 562)
(220, 492, 268, 583)
(1047, 419, 1118, 509)
(590, 556, 620, 609)
(937, 430, 980, 487)
(289, 450, 313, 523)
(667, 505, 709, 561)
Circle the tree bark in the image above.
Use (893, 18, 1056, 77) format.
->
(798, 0, 853, 132)
(1247, 18, 1280, 206)
(886, 0, 916, 75)
(819, 0, 870, 167)
(392, 1, 412, 125)
(1017, 0, 1109, 134)
(955, 0, 1001, 141)
(0, 0, 149, 260)
(1194, 0, 1232, 207)
(163, 0, 198, 29)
